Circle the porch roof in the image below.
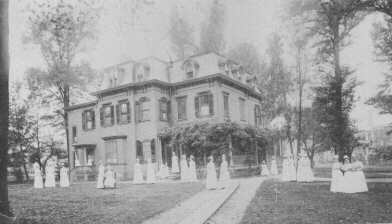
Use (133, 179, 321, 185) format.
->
(72, 144, 96, 150)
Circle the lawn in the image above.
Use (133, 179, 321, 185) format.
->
(313, 167, 392, 179)
(241, 179, 392, 224)
(9, 182, 204, 224)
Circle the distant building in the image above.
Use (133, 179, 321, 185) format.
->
(65, 51, 265, 180)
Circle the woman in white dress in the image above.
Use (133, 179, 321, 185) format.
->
(45, 160, 56, 188)
(340, 155, 355, 193)
(180, 154, 189, 182)
(133, 158, 144, 184)
(219, 154, 231, 188)
(289, 154, 297, 181)
(206, 156, 218, 190)
(164, 162, 170, 177)
(33, 162, 43, 189)
(97, 161, 105, 189)
(352, 153, 368, 193)
(330, 155, 343, 193)
(157, 160, 166, 179)
(146, 158, 156, 184)
(172, 152, 180, 174)
(270, 156, 278, 175)
(104, 165, 116, 188)
(302, 153, 314, 182)
(60, 163, 70, 187)
(282, 155, 291, 182)
(297, 153, 304, 182)
(260, 161, 270, 176)
(188, 155, 198, 182)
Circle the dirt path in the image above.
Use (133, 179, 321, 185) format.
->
(205, 177, 266, 224)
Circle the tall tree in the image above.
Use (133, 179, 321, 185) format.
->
(228, 42, 266, 76)
(199, 0, 226, 53)
(0, 0, 12, 218)
(169, 7, 195, 59)
(287, 0, 368, 159)
(24, 0, 99, 167)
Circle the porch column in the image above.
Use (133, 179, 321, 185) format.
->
(84, 148, 88, 181)
(229, 134, 233, 166)
(157, 137, 162, 167)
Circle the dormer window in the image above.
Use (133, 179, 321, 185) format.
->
(225, 63, 230, 76)
(185, 63, 194, 79)
(137, 66, 145, 82)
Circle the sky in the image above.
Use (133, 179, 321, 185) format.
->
(8, 0, 392, 131)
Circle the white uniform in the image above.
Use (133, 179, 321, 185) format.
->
(34, 167, 43, 189)
(206, 161, 217, 190)
(146, 162, 156, 184)
(60, 167, 70, 187)
(282, 158, 291, 182)
(172, 155, 180, 173)
(330, 162, 343, 192)
(270, 159, 278, 175)
(180, 158, 189, 182)
(352, 161, 368, 193)
(97, 164, 105, 188)
(187, 159, 198, 182)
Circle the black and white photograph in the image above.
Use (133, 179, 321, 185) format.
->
(0, 0, 392, 223)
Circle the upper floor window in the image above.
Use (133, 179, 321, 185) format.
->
(136, 64, 150, 83)
(195, 93, 213, 118)
(254, 105, 261, 125)
(159, 98, 171, 121)
(116, 101, 131, 124)
(225, 63, 230, 76)
(185, 63, 194, 79)
(181, 59, 199, 80)
(136, 140, 143, 162)
(239, 98, 245, 121)
(100, 105, 115, 126)
(223, 93, 229, 117)
(151, 139, 156, 162)
(105, 140, 118, 164)
(176, 96, 187, 120)
(135, 97, 150, 122)
(72, 126, 78, 142)
(82, 110, 95, 131)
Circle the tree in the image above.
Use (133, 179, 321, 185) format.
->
(0, 0, 12, 218)
(169, 7, 195, 59)
(228, 42, 266, 76)
(199, 0, 226, 53)
(287, 0, 369, 159)
(24, 0, 99, 168)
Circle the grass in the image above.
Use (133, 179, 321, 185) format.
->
(240, 179, 392, 224)
(9, 182, 204, 224)
(313, 167, 392, 179)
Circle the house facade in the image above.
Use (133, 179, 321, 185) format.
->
(66, 51, 265, 180)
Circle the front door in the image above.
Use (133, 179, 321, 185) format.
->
(162, 145, 172, 167)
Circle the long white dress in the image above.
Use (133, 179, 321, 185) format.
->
(206, 161, 218, 190)
(157, 163, 166, 179)
(330, 162, 343, 192)
(302, 158, 314, 182)
(180, 159, 189, 182)
(219, 160, 231, 188)
(146, 162, 156, 183)
(97, 164, 105, 188)
(352, 161, 368, 193)
(340, 163, 356, 193)
(60, 167, 70, 187)
(133, 163, 144, 184)
(289, 158, 297, 181)
(34, 167, 43, 189)
(164, 164, 170, 178)
(260, 164, 270, 176)
(270, 159, 278, 175)
(187, 160, 198, 182)
(104, 170, 116, 188)
(297, 158, 305, 182)
(282, 159, 291, 182)
(172, 155, 180, 173)
(45, 166, 56, 188)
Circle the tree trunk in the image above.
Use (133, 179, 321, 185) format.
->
(64, 85, 70, 179)
(297, 46, 303, 162)
(0, 0, 12, 217)
(23, 163, 29, 182)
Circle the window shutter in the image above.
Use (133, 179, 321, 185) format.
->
(208, 94, 214, 115)
(110, 105, 115, 125)
(127, 102, 131, 122)
(92, 110, 96, 129)
(116, 104, 120, 124)
(82, 112, 86, 130)
(100, 107, 104, 127)
(135, 101, 141, 122)
(194, 96, 199, 118)
(254, 107, 257, 125)
(167, 100, 171, 122)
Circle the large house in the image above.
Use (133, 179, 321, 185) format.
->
(66, 51, 265, 180)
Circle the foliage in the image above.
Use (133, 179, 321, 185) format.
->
(199, 0, 226, 53)
(371, 146, 392, 161)
(228, 42, 266, 76)
(169, 7, 195, 59)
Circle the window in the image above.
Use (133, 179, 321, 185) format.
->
(239, 98, 245, 121)
(159, 98, 170, 121)
(100, 105, 115, 126)
(177, 97, 187, 120)
(137, 66, 144, 82)
(110, 79, 113, 88)
(116, 101, 131, 124)
(225, 63, 230, 76)
(114, 77, 117, 87)
(195, 93, 213, 118)
(72, 126, 77, 143)
(136, 140, 143, 162)
(82, 110, 95, 131)
(223, 93, 229, 116)
(105, 141, 118, 164)
(254, 105, 261, 125)
(135, 98, 150, 122)
(151, 139, 156, 162)
(185, 63, 194, 79)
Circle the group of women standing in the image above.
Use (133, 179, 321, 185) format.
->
(206, 154, 231, 190)
(331, 153, 368, 193)
(34, 159, 69, 189)
(281, 152, 314, 182)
